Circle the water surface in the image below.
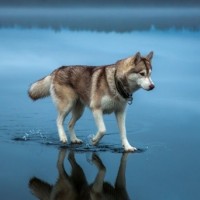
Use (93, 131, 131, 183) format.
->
(0, 22, 200, 199)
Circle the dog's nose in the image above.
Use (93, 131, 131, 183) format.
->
(149, 84, 155, 90)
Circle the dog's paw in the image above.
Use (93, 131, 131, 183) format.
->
(92, 134, 104, 145)
(124, 146, 137, 152)
(60, 137, 68, 144)
(71, 138, 83, 144)
(91, 137, 99, 145)
(91, 135, 98, 145)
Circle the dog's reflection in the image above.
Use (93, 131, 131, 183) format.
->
(29, 149, 130, 200)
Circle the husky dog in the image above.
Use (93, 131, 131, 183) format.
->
(28, 52, 154, 152)
(29, 149, 130, 200)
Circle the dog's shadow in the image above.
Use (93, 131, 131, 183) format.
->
(29, 149, 131, 200)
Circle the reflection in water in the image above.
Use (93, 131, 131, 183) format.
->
(29, 149, 130, 200)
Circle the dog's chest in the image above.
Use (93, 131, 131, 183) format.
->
(101, 95, 121, 114)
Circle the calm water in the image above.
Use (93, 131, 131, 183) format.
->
(0, 10, 200, 199)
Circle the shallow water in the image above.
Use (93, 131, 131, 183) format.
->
(0, 26, 200, 199)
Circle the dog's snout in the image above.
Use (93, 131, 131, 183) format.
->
(149, 84, 155, 90)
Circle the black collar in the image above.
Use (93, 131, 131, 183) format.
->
(114, 70, 133, 105)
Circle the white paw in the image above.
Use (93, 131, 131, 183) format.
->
(124, 145, 137, 152)
(60, 137, 68, 144)
(71, 138, 83, 144)
(92, 133, 104, 145)
(92, 137, 99, 145)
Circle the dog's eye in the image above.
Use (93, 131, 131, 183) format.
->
(139, 72, 145, 76)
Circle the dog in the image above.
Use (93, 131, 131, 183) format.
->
(29, 149, 130, 200)
(28, 52, 155, 152)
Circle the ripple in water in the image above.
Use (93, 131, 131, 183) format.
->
(12, 130, 146, 153)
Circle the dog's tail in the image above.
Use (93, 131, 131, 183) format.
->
(28, 75, 52, 101)
(29, 177, 52, 199)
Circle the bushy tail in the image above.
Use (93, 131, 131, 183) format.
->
(29, 177, 52, 199)
(28, 75, 52, 101)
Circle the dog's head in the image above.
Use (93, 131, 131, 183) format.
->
(116, 51, 155, 92)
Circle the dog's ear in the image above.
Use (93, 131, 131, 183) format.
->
(147, 51, 153, 61)
(134, 52, 141, 65)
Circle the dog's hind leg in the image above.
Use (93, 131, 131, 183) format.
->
(68, 101, 85, 144)
(57, 148, 68, 177)
(51, 85, 75, 144)
(56, 105, 72, 144)
(92, 109, 106, 145)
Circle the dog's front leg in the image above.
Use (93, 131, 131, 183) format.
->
(115, 153, 130, 199)
(92, 109, 106, 145)
(115, 110, 137, 152)
(115, 153, 128, 188)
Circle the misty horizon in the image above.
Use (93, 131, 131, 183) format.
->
(0, 7, 200, 32)
(0, 0, 200, 8)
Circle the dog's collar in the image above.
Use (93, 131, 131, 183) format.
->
(114, 70, 133, 105)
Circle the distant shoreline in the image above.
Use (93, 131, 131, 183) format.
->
(0, 7, 200, 32)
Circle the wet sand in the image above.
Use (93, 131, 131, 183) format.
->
(0, 28, 200, 199)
